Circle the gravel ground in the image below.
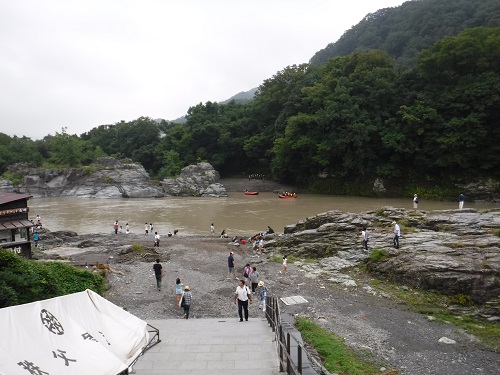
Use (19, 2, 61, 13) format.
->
(55, 233, 500, 375)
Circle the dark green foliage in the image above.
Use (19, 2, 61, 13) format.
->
(0, 249, 105, 308)
(310, 0, 500, 67)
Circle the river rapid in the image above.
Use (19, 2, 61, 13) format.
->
(29, 193, 498, 237)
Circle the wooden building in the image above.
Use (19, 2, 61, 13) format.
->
(0, 192, 33, 258)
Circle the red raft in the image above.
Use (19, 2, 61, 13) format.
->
(279, 194, 297, 198)
(244, 191, 259, 195)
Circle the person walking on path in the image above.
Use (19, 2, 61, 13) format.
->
(181, 285, 192, 319)
(257, 280, 268, 312)
(175, 278, 183, 307)
(361, 227, 369, 251)
(227, 251, 237, 279)
(243, 263, 253, 285)
(234, 280, 252, 321)
(250, 266, 259, 292)
(210, 223, 215, 236)
(392, 221, 400, 249)
(459, 193, 465, 209)
(154, 232, 160, 247)
(413, 194, 419, 209)
(153, 258, 164, 291)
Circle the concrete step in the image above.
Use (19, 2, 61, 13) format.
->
(132, 318, 281, 375)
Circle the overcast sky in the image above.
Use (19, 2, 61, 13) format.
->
(0, 0, 406, 139)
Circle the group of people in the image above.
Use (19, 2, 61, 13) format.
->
(248, 174, 265, 181)
(111, 221, 179, 246)
(153, 259, 192, 319)
(112, 221, 129, 234)
(359, 221, 401, 250)
(281, 191, 297, 197)
(412, 193, 465, 210)
(228, 251, 275, 321)
(355, 193, 466, 250)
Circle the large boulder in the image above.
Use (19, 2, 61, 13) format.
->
(267, 207, 500, 309)
(8, 158, 164, 198)
(162, 162, 227, 197)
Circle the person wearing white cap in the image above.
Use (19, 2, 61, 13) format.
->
(257, 280, 268, 311)
(392, 221, 400, 249)
(181, 286, 192, 319)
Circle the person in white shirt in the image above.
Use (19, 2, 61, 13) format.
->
(154, 232, 160, 247)
(393, 221, 400, 249)
(234, 280, 252, 322)
(413, 194, 419, 209)
(361, 227, 369, 250)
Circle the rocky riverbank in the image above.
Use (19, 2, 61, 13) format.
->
(2, 159, 228, 198)
(31, 206, 500, 374)
(268, 206, 500, 315)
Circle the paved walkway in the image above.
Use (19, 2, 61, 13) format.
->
(132, 317, 281, 375)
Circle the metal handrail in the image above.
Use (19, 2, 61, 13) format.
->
(118, 323, 161, 374)
(265, 295, 331, 375)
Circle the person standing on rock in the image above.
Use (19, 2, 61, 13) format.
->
(145, 223, 149, 236)
(392, 221, 400, 249)
(413, 194, 419, 209)
(361, 227, 369, 251)
(210, 223, 215, 236)
(125, 223, 129, 234)
(113, 221, 119, 235)
(234, 280, 252, 321)
(459, 193, 465, 209)
(153, 258, 164, 291)
(227, 251, 237, 279)
(281, 255, 288, 273)
(33, 231, 40, 247)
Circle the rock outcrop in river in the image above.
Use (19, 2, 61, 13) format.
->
(161, 162, 227, 197)
(6, 158, 164, 198)
(1, 159, 228, 198)
(266, 207, 500, 312)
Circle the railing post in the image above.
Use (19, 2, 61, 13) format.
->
(279, 325, 284, 372)
(286, 332, 291, 375)
(298, 345, 302, 374)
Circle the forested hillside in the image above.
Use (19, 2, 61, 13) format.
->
(310, 0, 500, 67)
(1, 1, 499, 198)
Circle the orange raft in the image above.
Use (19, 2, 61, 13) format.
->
(278, 194, 297, 198)
(244, 191, 259, 195)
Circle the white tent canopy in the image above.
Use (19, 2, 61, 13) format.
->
(0, 289, 149, 375)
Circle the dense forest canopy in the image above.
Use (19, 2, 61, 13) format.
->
(310, 0, 500, 67)
(1, 0, 499, 198)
